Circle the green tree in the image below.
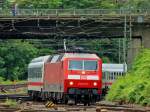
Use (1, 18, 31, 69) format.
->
(8, 0, 63, 8)
(4, 0, 150, 9)
(6, 0, 117, 9)
(100, 0, 117, 9)
(122, 0, 150, 9)
(0, 40, 38, 80)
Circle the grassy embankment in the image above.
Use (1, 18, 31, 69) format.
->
(106, 49, 150, 106)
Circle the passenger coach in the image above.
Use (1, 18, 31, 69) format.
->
(102, 63, 127, 94)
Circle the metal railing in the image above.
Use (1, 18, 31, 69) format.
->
(0, 9, 150, 16)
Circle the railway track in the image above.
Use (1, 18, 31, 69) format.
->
(0, 94, 149, 112)
(21, 103, 97, 112)
(20, 102, 150, 112)
(0, 94, 29, 101)
(13, 100, 149, 112)
(0, 83, 27, 90)
(0, 104, 21, 112)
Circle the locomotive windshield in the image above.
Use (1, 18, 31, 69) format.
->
(69, 60, 98, 70)
(84, 60, 97, 70)
(69, 60, 82, 70)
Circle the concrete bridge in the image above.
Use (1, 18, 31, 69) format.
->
(0, 9, 150, 65)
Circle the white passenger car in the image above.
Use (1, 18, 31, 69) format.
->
(102, 63, 127, 89)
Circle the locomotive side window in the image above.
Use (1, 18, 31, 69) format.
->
(69, 60, 82, 70)
(28, 67, 42, 78)
(84, 60, 97, 70)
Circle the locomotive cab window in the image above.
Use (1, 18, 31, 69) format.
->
(84, 60, 97, 70)
(69, 60, 98, 70)
(69, 60, 82, 70)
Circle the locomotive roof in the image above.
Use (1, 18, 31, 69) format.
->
(62, 53, 100, 59)
(28, 55, 51, 68)
(31, 55, 51, 63)
(28, 53, 100, 67)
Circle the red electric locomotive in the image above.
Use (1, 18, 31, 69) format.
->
(28, 52, 102, 105)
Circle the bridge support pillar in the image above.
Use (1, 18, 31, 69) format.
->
(128, 26, 150, 68)
(141, 28, 150, 48)
(127, 38, 142, 68)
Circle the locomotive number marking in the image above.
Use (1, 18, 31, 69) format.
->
(80, 75, 87, 80)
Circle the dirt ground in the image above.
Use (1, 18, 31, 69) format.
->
(0, 100, 150, 112)
(19, 101, 97, 112)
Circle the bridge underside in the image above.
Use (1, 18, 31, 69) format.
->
(0, 19, 124, 39)
(0, 9, 149, 39)
(0, 15, 147, 39)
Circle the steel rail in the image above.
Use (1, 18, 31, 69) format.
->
(0, 83, 27, 89)
(0, 94, 29, 100)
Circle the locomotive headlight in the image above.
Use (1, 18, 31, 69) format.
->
(82, 71, 85, 74)
(69, 81, 74, 86)
(93, 82, 97, 86)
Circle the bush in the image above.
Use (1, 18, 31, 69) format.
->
(106, 49, 150, 106)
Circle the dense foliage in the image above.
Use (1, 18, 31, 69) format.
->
(0, 40, 38, 80)
(0, 40, 56, 81)
(106, 49, 150, 106)
(3, 0, 150, 9)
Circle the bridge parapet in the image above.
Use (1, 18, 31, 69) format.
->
(0, 9, 150, 17)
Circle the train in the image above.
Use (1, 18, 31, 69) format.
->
(27, 52, 127, 105)
(28, 52, 102, 105)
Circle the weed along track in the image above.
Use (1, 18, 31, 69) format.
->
(96, 101, 150, 112)
(0, 101, 20, 112)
